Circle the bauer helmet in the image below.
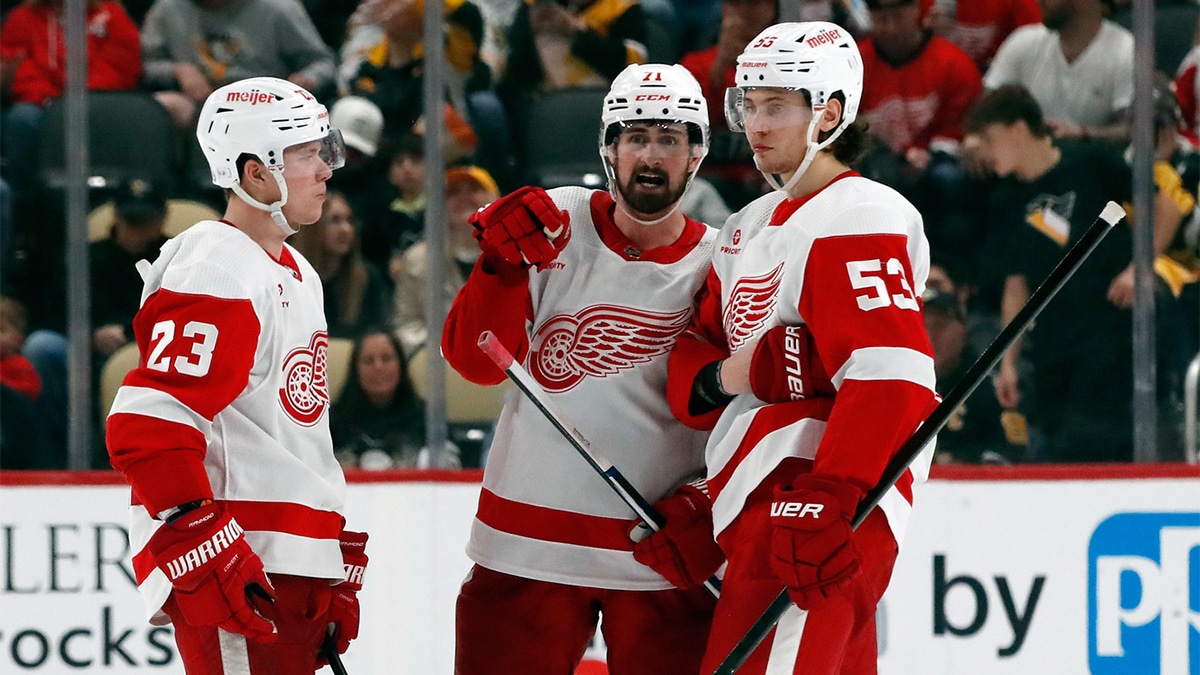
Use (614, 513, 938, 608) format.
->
(598, 64, 710, 224)
(196, 76, 345, 233)
(725, 22, 863, 190)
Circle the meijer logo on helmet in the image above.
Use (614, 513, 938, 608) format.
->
(225, 89, 275, 105)
(807, 29, 842, 48)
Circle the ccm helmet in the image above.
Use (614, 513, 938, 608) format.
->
(725, 22, 863, 190)
(197, 76, 345, 233)
(598, 64, 710, 223)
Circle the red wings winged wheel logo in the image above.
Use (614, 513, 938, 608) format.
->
(528, 305, 693, 393)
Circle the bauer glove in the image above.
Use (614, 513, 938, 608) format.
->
(769, 474, 863, 610)
(749, 324, 834, 403)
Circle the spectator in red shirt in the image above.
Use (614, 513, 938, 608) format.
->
(861, 0, 981, 167)
(0, 295, 47, 468)
(921, 0, 1042, 73)
(0, 0, 141, 191)
(859, 0, 982, 277)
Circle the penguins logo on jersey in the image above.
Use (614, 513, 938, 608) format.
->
(528, 305, 692, 393)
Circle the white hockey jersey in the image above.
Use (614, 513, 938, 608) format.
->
(107, 220, 346, 623)
(443, 187, 717, 590)
(669, 173, 939, 545)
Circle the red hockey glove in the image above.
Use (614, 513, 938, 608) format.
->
(630, 480, 725, 590)
(749, 324, 834, 403)
(471, 185, 570, 271)
(769, 474, 864, 610)
(319, 530, 368, 666)
(148, 502, 277, 641)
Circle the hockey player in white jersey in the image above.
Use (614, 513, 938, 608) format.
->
(666, 23, 940, 674)
(107, 77, 369, 674)
(443, 63, 726, 674)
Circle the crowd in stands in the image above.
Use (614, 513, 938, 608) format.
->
(2, 0, 1199, 470)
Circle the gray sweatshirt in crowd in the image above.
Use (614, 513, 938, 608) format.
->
(141, 0, 336, 93)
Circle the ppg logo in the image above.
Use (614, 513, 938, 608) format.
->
(1088, 512, 1200, 674)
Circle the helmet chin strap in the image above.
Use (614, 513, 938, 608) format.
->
(760, 113, 837, 196)
(231, 168, 295, 235)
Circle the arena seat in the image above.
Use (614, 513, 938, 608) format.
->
(99, 342, 141, 419)
(87, 199, 221, 242)
(406, 345, 510, 424)
(37, 92, 176, 194)
(522, 87, 608, 189)
(326, 337, 355, 404)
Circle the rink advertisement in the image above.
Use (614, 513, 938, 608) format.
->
(1, 465, 1197, 674)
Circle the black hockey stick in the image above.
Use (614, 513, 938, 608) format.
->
(321, 629, 349, 675)
(713, 201, 1125, 674)
(477, 331, 723, 598)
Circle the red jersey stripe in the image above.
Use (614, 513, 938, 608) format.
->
(476, 488, 639, 551)
(131, 500, 344, 583)
(708, 398, 834, 499)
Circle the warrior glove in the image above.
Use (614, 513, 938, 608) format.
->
(769, 474, 864, 610)
(148, 502, 277, 641)
(749, 324, 834, 403)
(630, 480, 724, 590)
(319, 530, 368, 666)
(471, 186, 570, 272)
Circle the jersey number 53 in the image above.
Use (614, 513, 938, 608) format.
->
(846, 258, 920, 312)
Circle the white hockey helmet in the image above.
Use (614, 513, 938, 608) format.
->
(725, 22, 863, 190)
(196, 76, 345, 233)
(598, 64, 710, 224)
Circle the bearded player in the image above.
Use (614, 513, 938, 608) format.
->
(443, 63, 726, 674)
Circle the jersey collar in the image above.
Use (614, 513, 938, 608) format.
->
(590, 191, 707, 264)
(770, 170, 860, 226)
(220, 219, 304, 281)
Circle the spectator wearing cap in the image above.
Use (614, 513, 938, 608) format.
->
(328, 95, 389, 220)
(341, 0, 488, 164)
(389, 165, 499, 355)
(91, 177, 169, 361)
